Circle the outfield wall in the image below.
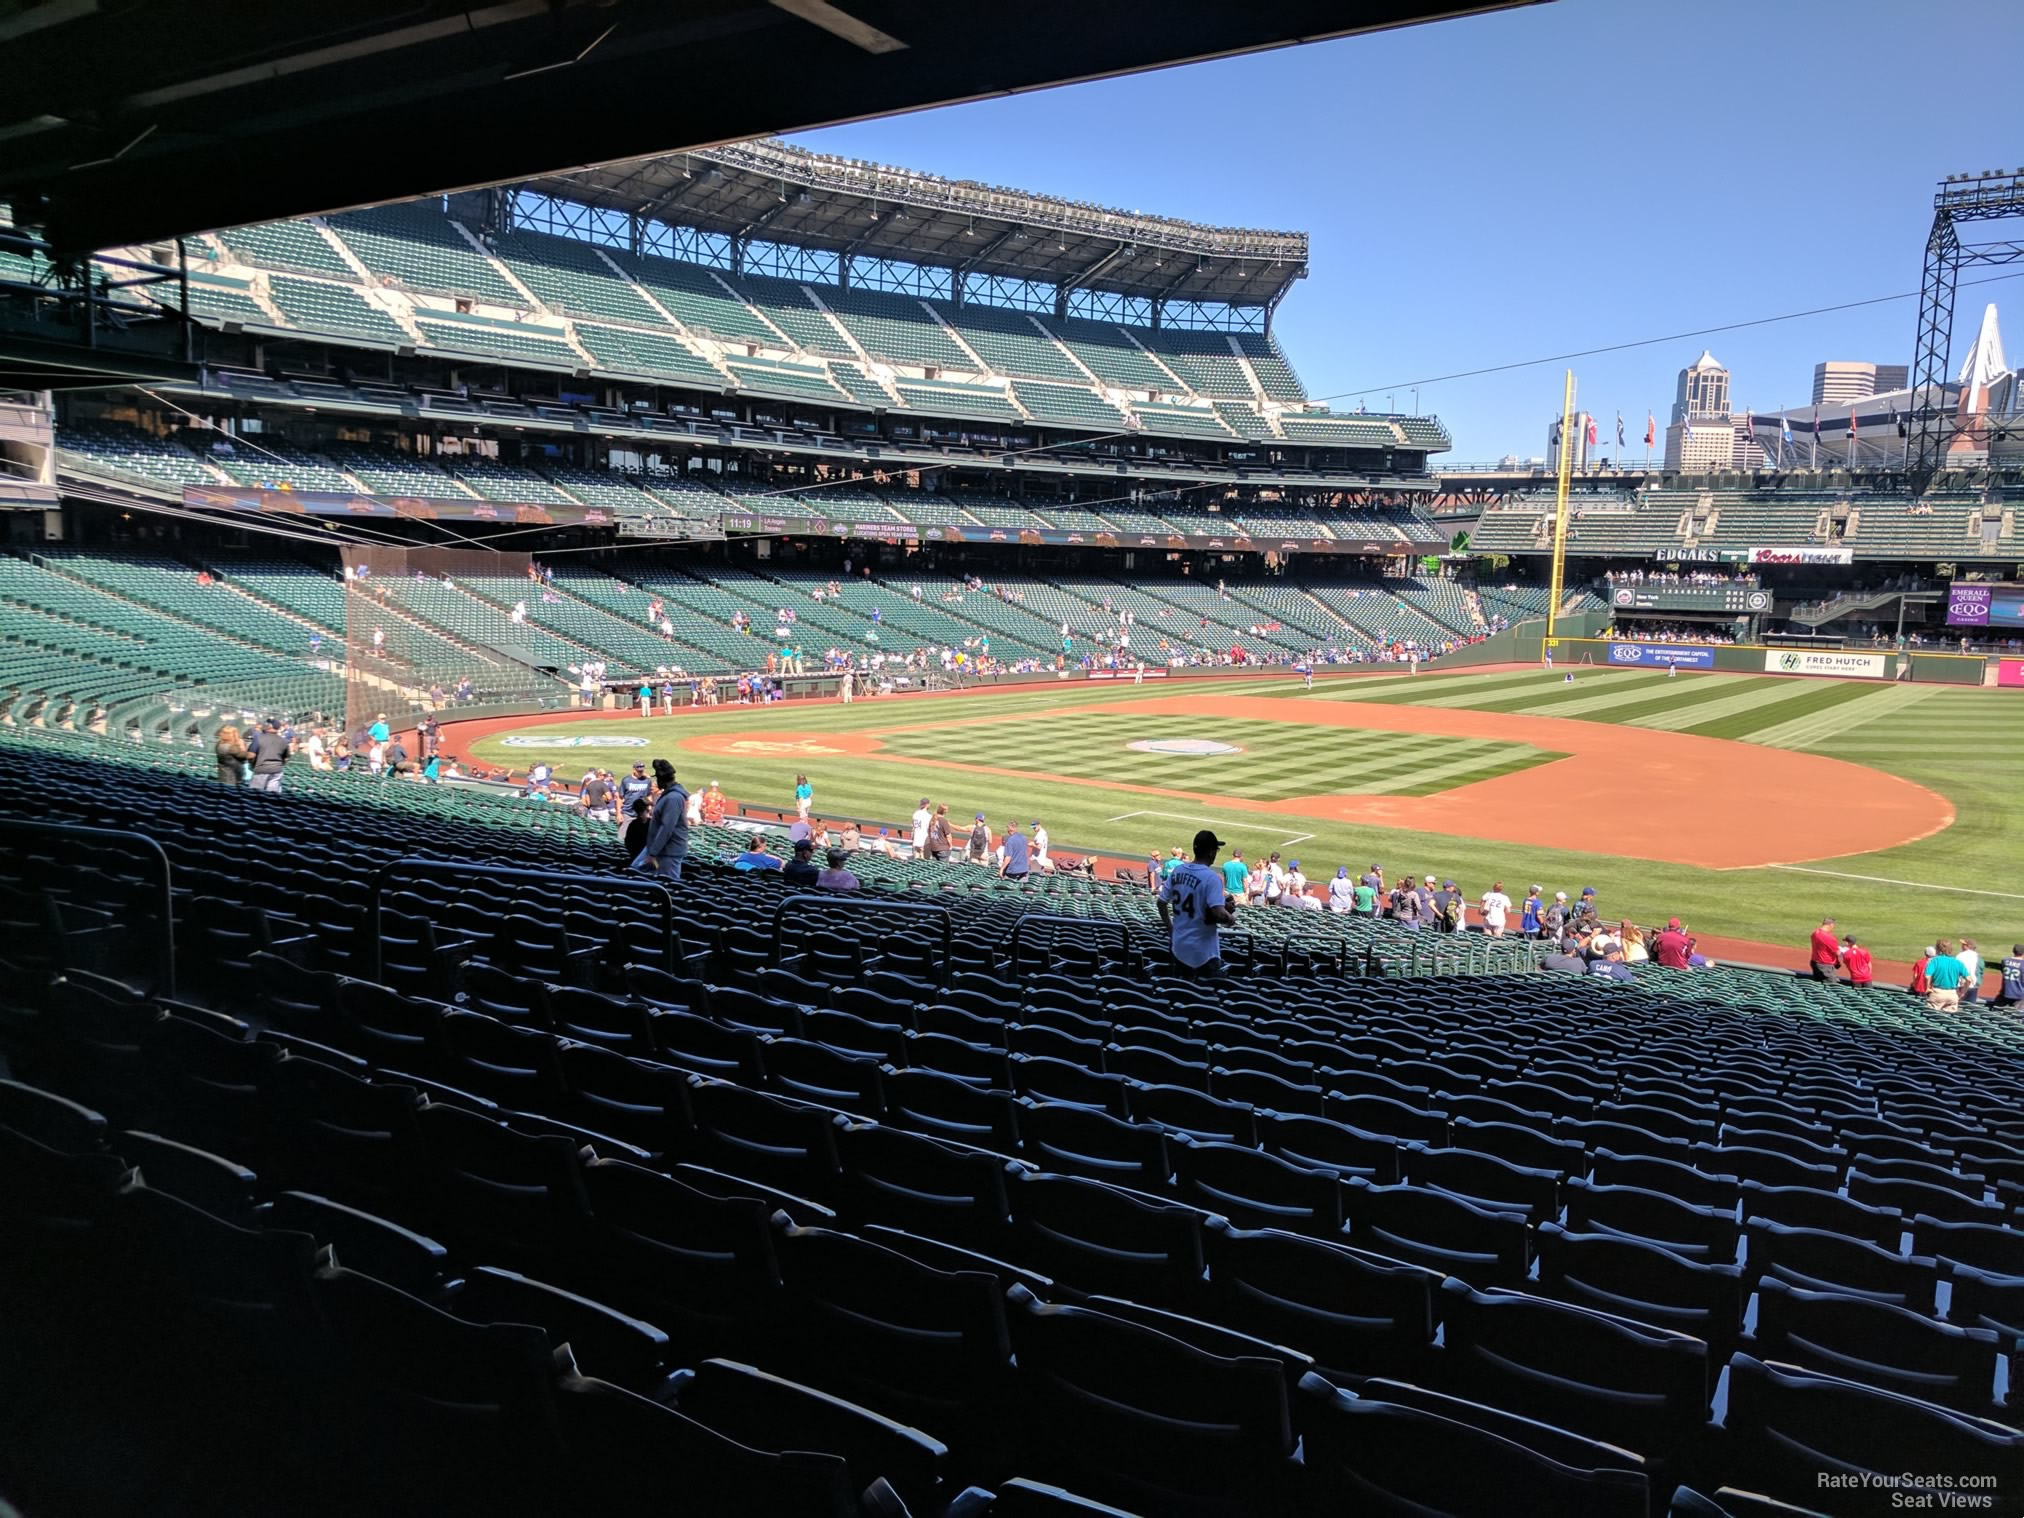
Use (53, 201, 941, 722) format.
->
(1548, 637, 1987, 686)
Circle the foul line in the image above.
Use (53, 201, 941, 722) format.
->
(1766, 864, 2024, 901)
(1108, 809, 1314, 846)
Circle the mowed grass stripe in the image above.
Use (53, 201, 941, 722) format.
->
(1514, 675, 1785, 729)
(1753, 683, 1943, 750)
(1627, 677, 1839, 732)
(1345, 671, 1572, 707)
(1457, 671, 1717, 717)
(1511, 674, 1748, 720)
(1357, 746, 1566, 796)
(1675, 680, 1883, 740)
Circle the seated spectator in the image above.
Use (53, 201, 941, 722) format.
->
(781, 837, 821, 886)
(816, 848, 860, 892)
(728, 836, 783, 872)
(1541, 934, 1588, 974)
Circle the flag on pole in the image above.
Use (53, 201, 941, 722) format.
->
(1893, 403, 1906, 438)
(1644, 412, 1656, 447)
(1550, 418, 1563, 448)
(1585, 416, 1598, 448)
(1847, 410, 1858, 440)
(1684, 414, 1694, 439)
(1616, 412, 1625, 448)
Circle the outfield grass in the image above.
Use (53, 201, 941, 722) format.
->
(467, 670, 2024, 961)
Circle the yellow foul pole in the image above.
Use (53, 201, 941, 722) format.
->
(1544, 369, 1578, 650)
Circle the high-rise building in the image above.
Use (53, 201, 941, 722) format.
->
(1811, 361, 1910, 406)
(1671, 350, 1729, 423)
(1664, 351, 1732, 469)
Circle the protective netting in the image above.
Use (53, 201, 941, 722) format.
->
(339, 544, 547, 738)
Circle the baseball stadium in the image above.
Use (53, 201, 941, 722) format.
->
(4, 3, 2024, 1516)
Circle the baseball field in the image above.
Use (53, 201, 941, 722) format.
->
(453, 666, 2024, 964)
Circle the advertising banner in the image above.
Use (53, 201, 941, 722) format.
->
(1948, 583, 2024, 628)
(1948, 584, 1993, 626)
(1606, 643, 1717, 669)
(1763, 649, 1889, 679)
(1998, 659, 2024, 689)
(1747, 545, 1854, 566)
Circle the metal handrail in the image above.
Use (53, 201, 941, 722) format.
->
(368, 858, 677, 982)
(769, 892, 952, 976)
(0, 819, 176, 995)
(1006, 912, 1135, 976)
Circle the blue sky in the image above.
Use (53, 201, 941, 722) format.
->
(790, 0, 2024, 461)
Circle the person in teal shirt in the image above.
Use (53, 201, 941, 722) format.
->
(793, 772, 813, 821)
(1925, 939, 1970, 1011)
(1221, 849, 1249, 896)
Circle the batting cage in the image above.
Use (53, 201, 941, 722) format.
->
(339, 544, 549, 738)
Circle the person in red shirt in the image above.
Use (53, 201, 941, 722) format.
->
(1808, 917, 1842, 982)
(1653, 917, 1694, 970)
(1840, 934, 1874, 989)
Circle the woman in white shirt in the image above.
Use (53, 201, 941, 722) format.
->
(1479, 881, 1512, 938)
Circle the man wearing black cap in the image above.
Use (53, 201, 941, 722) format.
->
(781, 837, 822, 887)
(1157, 828, 1238, 978)
(618, 760, 653, 815)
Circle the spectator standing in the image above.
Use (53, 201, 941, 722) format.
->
(215, 725, 251, 786)
(966, 814, 991, 865)
(1925, 940, 1969, 1012)
(1995, 944, 2024, 1008)
(1030, 821, 1050, 872)
(1958, 939, 1985, 1003)
(1520, 887, 1543, 939)
(1909, 947, 1934, 997)
(1840, 935, 1873, 989)
(794, 773, 813, 821)
(368, 713, 391, 748)
(248, 721, 290, 794)
(1157, 829, 1237, 978)
(639, 760, 689, 879)
(1480, 881, 1512, 938)
(911, 798, 932, 854)
(699, 781, 727, 826)
(580, 770, 614, 822)
(1327, 868, 1356, 914)
(1808, 917, 1842, 982)
(1352, 874, 1377, 918)
(1221, 849, 1249, 898)
(1283, 861, 1308, 906)
(618, 761, 653, 815)
(926, 805, 952, 861)
(999, 822, 1031, 882)
(621, 798, 651, 862)
(1544, 892, 1570, 940)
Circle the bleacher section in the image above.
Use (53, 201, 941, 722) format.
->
(610, 252, 780, 346)
(819, 285, 972, 371)
(266, 276, 410, 347)
(574, 323, 724, 389)
(1140, 329, 1254, 398)
(59, 424, 224, 489)
(934, 303, 1085, 381)
(1130, 403, 1233, 440)
(492, 229, 663, 326)
(328, 203, 525, 305)
(412, 311, 578, 368)
(1041, 316, 1181, 393)
(216, 220, 356, 279)
(892, 379, 1021, 424)
(721, 355, 846, 403)
(1280, 413, 1398, 448)
(739, 277, 853, 357)
(1008, 381, 1126, 431)
(1239, 333, 1307, 403)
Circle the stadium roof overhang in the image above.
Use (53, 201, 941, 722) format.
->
(520, 140, 1308, 307)
(0, 0, 1549, 258)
